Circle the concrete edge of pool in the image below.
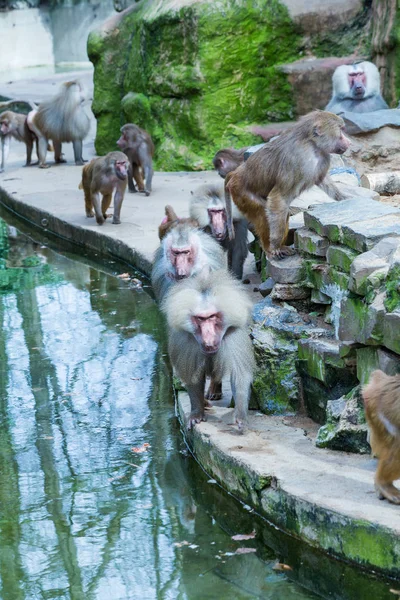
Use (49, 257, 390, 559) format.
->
(1, 183, 400, 580)
(177, 397, 400, 581)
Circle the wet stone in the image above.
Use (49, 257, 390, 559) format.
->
(315, 387, 369, 454)
(305, 261, 350, 293)
(258, 277, 275, 297)
(298, 338, 344, 384)
(339, 292, 386, 345)
(304, 198, 400, 243)
(265, 254, 304, 284)
(270, 283, 310, 301)
(311, 289, 331, 304)
(252, 327, 300, 414)
(341, 214, 400, 253)
(253, 296, 328, 338)
(383, 310, 400, 355)
(295, 228, 329, 257)
(326, 245, 358, 274)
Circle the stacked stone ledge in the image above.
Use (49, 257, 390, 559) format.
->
(252, 197, 400, 453)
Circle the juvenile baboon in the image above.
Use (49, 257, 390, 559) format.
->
(0, 110, 37, 172)
(212, 146, 248, 179)
(225, 111, 350, 259)
(116, 123, 154, 195)
(362, 370, 400, 505)
(27, 80, 90, 168)
(190, 184, 248, 279)
(163, 269, 255, 431)
(326, 62, 388, 114)
(79, 151, 129, 225)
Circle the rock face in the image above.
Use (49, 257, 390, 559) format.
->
(88, 0, 372, 170)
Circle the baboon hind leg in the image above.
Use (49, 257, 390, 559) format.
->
(101, 194, 113, 219)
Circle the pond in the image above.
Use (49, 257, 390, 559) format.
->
(0, 213, 396, 600)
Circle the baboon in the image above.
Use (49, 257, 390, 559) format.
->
(27, 80, 90, 168)
(190, 184, 248, 279)
(225, 111, 350, 259)
(152, 207, 226, 302)
(326, 62, 388, 114)
(116, 123, 154, 196)
(0, 110, 37, 172)
(363, 370, 400, 505)
(79, 151, 129, 225)
(212, 146, 248, 179)
(163, 269, 255, 431)
(152, 206, 227, 402)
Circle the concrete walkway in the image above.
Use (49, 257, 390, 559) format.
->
(1, 72, 400, 580)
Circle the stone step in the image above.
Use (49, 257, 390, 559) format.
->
(304, 198, 400, 246)
(295, 227, 329, 257)
(265, 253, 304, 283)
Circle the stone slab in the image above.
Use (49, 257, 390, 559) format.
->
(326, 244, 358, 274)
(178, 392, 400, 577)
(342, 215, 400, 253)
(295, 227, 329, 257)
(341, 108, 400, 135)
(304, 198, 400, 243)
(265, 253, 304, 283)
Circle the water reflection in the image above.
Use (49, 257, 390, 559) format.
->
(0, 217, 395, 600)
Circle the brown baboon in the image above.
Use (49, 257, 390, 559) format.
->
(225, 111, 350, 259)
(116, 123, 154, 195)
(212, 146, 248, 179)
(0, 110, 37, 172)
(362, 370, 400, 505)
(79, 151, 129, 225)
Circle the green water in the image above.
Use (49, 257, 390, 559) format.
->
(0, 216, 396, 600)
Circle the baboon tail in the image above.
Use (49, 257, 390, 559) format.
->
(224, 180, 235, 240)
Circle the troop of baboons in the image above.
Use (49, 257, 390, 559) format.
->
(1, 62, 400, 501)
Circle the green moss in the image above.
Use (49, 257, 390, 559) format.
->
(385, 264, 400, 312)
(90, 0, 304, 170)
(326, 245, 358, 274)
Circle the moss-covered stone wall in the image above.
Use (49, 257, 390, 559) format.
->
(88, 0, 371, 171)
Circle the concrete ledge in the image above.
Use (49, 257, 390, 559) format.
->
(177, 392, 400, 578)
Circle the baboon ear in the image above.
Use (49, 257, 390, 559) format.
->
(164, 205, 179, 222)
(313, 124, 322, 137)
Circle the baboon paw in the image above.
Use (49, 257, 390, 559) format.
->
(271, 246, 296, 260)
(86, 212, 95, 218)
(187, 412, 206, 429)
(39, 164, 50, 169)
(233, 411, 248, 433)
(55, 158, 67, 164)
(112, 218, 121, 225)
(96, 218, 105, 225)
(129, 188, 138, 193)
(376, 484, 400, 504)
(144, 190, 151, 197)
